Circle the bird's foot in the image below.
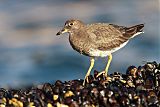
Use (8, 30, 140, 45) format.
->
(83, 75, 89, 86)
(96, 71, 107, 78)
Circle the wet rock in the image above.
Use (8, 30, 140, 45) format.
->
(0, 61, 159, 107)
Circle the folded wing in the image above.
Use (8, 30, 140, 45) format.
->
(87, 23, 144, 51)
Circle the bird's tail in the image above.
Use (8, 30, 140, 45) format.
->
(124, 24, 144, 38)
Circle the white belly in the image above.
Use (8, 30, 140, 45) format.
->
(89, 41, 129, 57)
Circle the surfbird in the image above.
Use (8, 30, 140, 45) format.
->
(56, 19, 144, 85)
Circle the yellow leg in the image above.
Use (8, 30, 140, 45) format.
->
(96, 54, 112, 77)
(104, 54, 112, 75)
(83, 57, 95, 86)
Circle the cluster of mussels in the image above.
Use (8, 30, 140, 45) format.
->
(0, 61, 160, 107)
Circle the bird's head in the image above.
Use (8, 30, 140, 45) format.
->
(56, 19, 84, 35)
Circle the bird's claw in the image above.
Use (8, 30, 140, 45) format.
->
(96, 71, 107, 78)
(83, 75, 89, 86)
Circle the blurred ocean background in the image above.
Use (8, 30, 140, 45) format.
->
(0, 0, 159, 87)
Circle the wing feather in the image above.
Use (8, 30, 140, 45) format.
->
(86, 23, 128, 51)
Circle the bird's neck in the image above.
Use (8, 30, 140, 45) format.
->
(69, 27, 87, 36)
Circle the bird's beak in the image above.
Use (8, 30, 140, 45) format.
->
(56, 28, 68, 36)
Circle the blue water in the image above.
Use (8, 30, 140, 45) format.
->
(0, 0, 159, 87)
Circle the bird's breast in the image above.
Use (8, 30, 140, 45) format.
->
(69, 33, 92, 56)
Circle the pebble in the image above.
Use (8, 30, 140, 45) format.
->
(0, 61, 160, 107)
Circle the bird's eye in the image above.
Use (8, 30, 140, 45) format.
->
(69, 23, 74, 26)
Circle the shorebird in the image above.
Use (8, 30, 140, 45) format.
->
(56, 19, 144, 85)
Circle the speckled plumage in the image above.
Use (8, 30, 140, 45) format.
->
(64, 20, 144, 57)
